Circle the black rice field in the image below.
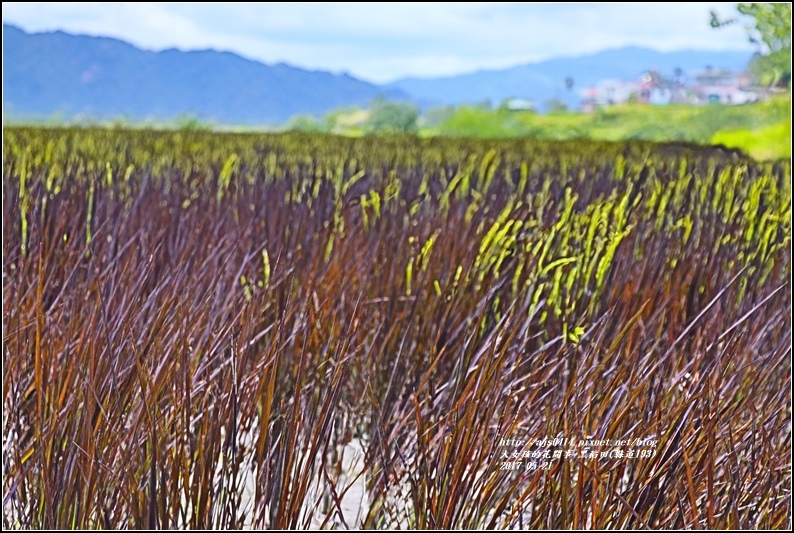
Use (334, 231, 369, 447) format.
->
(2, 128, 791, 529)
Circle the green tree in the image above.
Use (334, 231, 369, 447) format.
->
(544, 97, 568, 114)
(711, 3, 791, 87)
(286, 114, 323, 132)
(174, 114, 213, 131)
(423, 105, 456, 128)
(366, 97, 419, 134)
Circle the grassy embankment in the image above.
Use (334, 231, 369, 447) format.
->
(425, 94, 791, 161)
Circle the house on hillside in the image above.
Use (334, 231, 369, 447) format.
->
(691, 68, 759, 104)
(637, 71, 691, 105)
(503, 98, 536, 111)
(580, 68, 762, 111)
(580, 79, 639, 111)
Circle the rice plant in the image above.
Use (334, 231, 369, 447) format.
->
(3, 128, 790, 529)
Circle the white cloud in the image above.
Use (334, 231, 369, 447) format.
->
(2, 2, 755, 82)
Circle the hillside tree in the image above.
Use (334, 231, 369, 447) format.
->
(366, 97, 419, 134)
(710, 3, 792, 86)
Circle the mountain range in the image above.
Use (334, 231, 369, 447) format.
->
(3, 23, 754, 124)
(2, 23, 406, 124)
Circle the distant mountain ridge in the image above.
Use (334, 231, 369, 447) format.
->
(2, 23, 754, 123)
(387, 46, 754, 111)
(2, 23, 406, 124)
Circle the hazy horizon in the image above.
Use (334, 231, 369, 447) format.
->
(2, 2, 756, 83)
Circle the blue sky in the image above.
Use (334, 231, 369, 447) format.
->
(2, 2, 755, 83)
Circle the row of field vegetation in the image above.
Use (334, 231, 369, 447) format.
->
(9, 93, 790, 162)
(289, 94, 791, 161)
(3, 128, 791, 528)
